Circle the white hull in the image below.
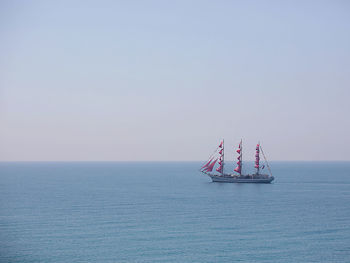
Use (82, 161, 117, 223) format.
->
(208, 174, 274, 183)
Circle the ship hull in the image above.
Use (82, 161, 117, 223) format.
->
(208, 174, 274, 183)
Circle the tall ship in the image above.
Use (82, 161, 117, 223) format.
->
(200, 140, 274, 183)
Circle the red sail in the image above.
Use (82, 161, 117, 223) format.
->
(235, 160, 242, 173)
(204, 158, 217, 172)
(201, 157, 213, 169)
(219, 141, 223, 148)
(234, 140, 242, 174)
(219, 149, 223, 155)
(216, 165, 223, 173)
(255, 143, 260, 170)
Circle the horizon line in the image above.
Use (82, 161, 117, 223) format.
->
(1, 160, 350, 163)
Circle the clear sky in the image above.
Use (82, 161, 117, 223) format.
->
(1, 0, 349, 161)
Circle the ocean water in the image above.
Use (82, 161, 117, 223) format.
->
(0, 161, 350, 262)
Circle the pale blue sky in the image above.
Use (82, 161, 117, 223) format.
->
(1, 0, 349, 161)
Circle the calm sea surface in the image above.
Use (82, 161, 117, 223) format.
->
(1, 162, 350, 262)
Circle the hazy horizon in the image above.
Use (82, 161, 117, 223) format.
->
(1, 160, 350, 163)
(1, 0, 350, 161)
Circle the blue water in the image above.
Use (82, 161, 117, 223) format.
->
(1, 162, 350, 262)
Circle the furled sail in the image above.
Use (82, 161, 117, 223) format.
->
(234, 141, 242, 174)
(255, 144, 260, 170)
(216, 164, 223, 173)
(218, 156, 223, 165)
(217, 141, 224, 174)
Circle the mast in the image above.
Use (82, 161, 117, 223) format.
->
(241, 139, 243, 175)
(234, 139, 242, 175)
(222, 139, 224, 175)
(217, 139, 224, 175)
(255, 142, 260, 175)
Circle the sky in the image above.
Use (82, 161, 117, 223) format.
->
(0, 0, 349, 161)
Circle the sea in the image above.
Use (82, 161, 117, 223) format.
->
(0, 161, 350, 262)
